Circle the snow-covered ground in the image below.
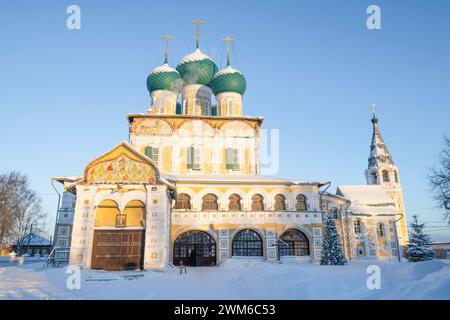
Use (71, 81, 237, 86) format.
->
(0, 258, 449, 300)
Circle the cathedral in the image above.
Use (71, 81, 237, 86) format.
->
(52, 22, 408, 270)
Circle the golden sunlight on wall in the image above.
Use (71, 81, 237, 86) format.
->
(123, 200, 146, 227)
(95, 200, 120, 227)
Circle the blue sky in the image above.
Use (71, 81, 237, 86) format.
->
(1, 0, 449, 241)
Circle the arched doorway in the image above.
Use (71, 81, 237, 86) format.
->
(92, 199, 145, 271)
(278, 229, 310, 256)
(232, 229, 263, 257)
(173, 231, 216, 267)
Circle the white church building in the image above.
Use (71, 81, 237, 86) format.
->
(52, 23, 408, 270)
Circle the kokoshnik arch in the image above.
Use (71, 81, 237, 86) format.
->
(52, 21, 409, 270)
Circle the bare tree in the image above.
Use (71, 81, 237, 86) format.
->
(0, 172, 46, 251)
(428, 136, 450, 222)
(0, 172, 25, 244)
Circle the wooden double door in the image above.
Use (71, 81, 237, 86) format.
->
(91, 229, 144, 271)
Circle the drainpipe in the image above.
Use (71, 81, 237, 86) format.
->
(51, 179, 62, 246)
(318, 182, 331, 211)
(393, 214, 403, 263)
(343, 200, 352, 261)
(143, 184, 148, 270)
(317, 182, 331, 262)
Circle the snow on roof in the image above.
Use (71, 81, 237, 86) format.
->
(336, 185, 398, 216)
(52, 176, 81, 183)
(13, 234, 51, 246)
(161, 173, 326, 186)
(213, 65, 242, 78)
(178, 48, 213, 64)
(151, 63, 178, 74)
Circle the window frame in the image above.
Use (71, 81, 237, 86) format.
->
(251, 194, 264, 211)
(295, 194, 307, 211)
(274, 194, 286, 211)
(202, 193, 219, 211)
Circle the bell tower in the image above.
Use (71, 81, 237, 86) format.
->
(365, 105, 408, 250)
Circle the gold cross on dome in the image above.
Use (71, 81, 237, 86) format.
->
(192, 19, 205, 48)
(371, 103, 376, 116)
(162, 33, 174, 63)
(223, 35, 235, 66)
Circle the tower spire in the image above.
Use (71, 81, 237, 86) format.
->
(366, 105, 395, 184)
(162, 33, 174, 64)
(192, 19, 205, 49)
(223, 35, 234, 66)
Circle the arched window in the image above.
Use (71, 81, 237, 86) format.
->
(279, 229, 310, 256)
(295, 194, 307, 211)
(377, 223, 385, 237)
(232, 229, 263, 256)
(251, 194, 264, 211)
(382, 170, 390, 182)
(329, 207, 340, 219)
(95, 200, 120, 227)
(228, 194, 242, 211)
(354, 219, 362, 234)
(202, 193, 219, 211)
(173, 231, 216, 267)
(175, 193, 191, 210)
(394, 171, 399, 183)
(274, 194, 286, 211)
(123, 200, 146, 227)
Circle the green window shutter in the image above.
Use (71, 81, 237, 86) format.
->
(145, 146, 153, 158)
(211, 105, 217, 116)
(176, 102, 182, 115)
(226, 148, 233, 169)
(187, 146, 193, 169)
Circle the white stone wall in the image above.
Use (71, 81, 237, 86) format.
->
(349, 215, 399, 261)
(69, 185, 97, 267)
(143, 185, 171, 269)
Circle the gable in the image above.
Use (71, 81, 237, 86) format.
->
(83, 142, 159, 185)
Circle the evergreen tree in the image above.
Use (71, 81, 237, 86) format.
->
(407, 215, 434, 262)
(320, 214, 347, 265)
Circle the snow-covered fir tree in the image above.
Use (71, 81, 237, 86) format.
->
(407, 215, 434, 262)
(320, 214, 347, 265)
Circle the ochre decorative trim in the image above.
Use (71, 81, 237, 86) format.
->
(129, 115, 263, 137)
(83, 141, 159, 185)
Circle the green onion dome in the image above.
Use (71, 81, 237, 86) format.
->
(210, 65, 246, 95)
(176, 48, 218, 86)
(146, 63, 182, 94)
